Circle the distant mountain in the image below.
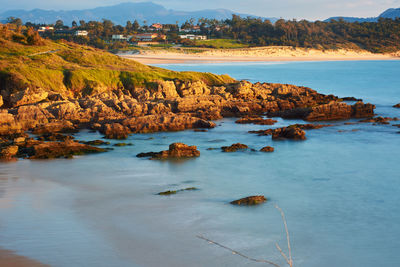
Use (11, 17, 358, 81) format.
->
(325, 7, 400, 22)
(0, 2, 278, 25)
(379, 8, 400, 19)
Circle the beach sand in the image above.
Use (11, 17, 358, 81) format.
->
(120, 47, 399, 64)
(0, 249, 48, 267)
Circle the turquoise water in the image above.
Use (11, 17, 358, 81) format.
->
(1, 61, 400, 267)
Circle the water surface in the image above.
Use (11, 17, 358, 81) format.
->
(1, 60, 399, 267)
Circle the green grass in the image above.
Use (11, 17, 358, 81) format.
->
(194, 39, 248, 49)
(0, 30, 236, 96)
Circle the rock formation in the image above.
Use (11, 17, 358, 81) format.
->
(137, 143, 200, 159)
(221, 143, 249, 152)
(394, 103, 400, 108)
(260, 146, 274, 152)
(230, 196, 267, 206)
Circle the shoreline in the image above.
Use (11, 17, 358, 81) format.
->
(119, 47, 399, 64)
(0, 249, 48, 267)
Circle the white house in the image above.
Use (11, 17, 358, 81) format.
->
(179, 34, 207, 40)
(75, 30, 88, 36)
(112, 34, 128, 41)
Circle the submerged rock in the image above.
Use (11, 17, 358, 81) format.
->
(26, 140, 106, 159)
(359, 116, 399, 124)
(158, 187, 198, 195)
(137, 143, 200, 159)
(221, 143, 249, 152)
(260, 146, 274, 152)
(82, 140, 110, 146)
(235, 116, 277, 125)
(230, 196, 267, 206)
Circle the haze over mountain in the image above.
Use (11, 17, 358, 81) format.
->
(326, 7, 400, 22)
(0, 1, 278, 25)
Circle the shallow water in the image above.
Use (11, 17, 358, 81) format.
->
(1, 61, 400, 267)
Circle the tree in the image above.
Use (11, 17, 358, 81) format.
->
(72, 21, 78, 28)
(7, 17, 22, 26)
(25, 27, 44, 45)
(55, 20, 64, 29)
(133, 20, 140, 31)
(79, 20, 86, 27)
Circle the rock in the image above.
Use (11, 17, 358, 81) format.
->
(0, 145, 19, 160)
(82, 140, 110, 146)
(158, 187, 198, 195)
(288, 124, 333, 129)
(341, 97, 362, 101)
(123, 113, 215, 133)
(37, 133, 74, 141)
(221, 143, 249, 152)
(230, 196, 267, 206)
(9, 88, 49, 107)
(272, 101, 375, 121)
(260, 146, 274, 152)
(272, 127, 306, 140)
(101, 123, 131, 139)
(113, 143, 132, 147)
(0, 95, 3, 108)
(32, 121, 76, 134)
(394, 103, 400, 108)
(359, 116, 398, 124)
(235, 116, 278, 125)
(27, 140, 106, 159)
(137, 143, 200, 159)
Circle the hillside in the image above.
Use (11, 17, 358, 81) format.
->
(0, 2, 276, 25)
(0, 24, 234, 104)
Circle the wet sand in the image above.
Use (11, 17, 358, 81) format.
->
(0, 249, 48, 267)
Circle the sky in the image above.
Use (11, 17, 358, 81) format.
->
(0, 0, 399, 20)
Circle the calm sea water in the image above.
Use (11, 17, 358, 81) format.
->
(1, 60, 400, 267)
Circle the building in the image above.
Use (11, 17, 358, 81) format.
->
(112, 34, 129, 41)
(38, 26, 54, 33)
(150, 23, 163, 30)
(179, 34, 207, 40)
(181, 25, 201, 33)
(75, 30, 88, 36)
(134, 33, 166, 42)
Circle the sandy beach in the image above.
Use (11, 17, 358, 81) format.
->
(120, 46, 399, 64)
(0, 249, 48, 267)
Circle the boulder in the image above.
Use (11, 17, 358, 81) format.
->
(0, 95, 3, 108)
(101, 123, 131, 139)
(221, 143, 249, 152)
(230, 196, 267, 206)
(260, 146, 274, 152)
(137, 143, 200, 159)
(272, 127, 306, 140)
(9, 88, 49, 107)
(394, 103, 400, 108)
(0, 145, 19, 160)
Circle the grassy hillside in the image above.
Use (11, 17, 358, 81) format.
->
(0, 25, 235, 97)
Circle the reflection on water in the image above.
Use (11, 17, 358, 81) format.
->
(0, 61, 400, 267)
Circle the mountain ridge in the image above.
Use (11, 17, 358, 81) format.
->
(325, 7, 400, 22)
(0, 1, 277, 25)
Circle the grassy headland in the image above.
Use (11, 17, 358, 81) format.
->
(0, 25, 234, 98)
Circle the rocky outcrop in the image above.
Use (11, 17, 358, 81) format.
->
(394, 103, 400, 108)
(0, 79, 376, 145)
(235, 116, 277, 125)
(260, 146, 274, 152)
(101, 123, 131, 139)
(137, 143, 200, 159)
(123, 113, 215, 133)
(25, 140, 106, 159)
(221, 143, 249, 152)
(0, 145, 19, 160)
(359, 116, 399, 124)
(0, 95, 3, 108)
(230, 196, 267, 206)
(271, 101, 375, 121)
(272, 127, 306, 140)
